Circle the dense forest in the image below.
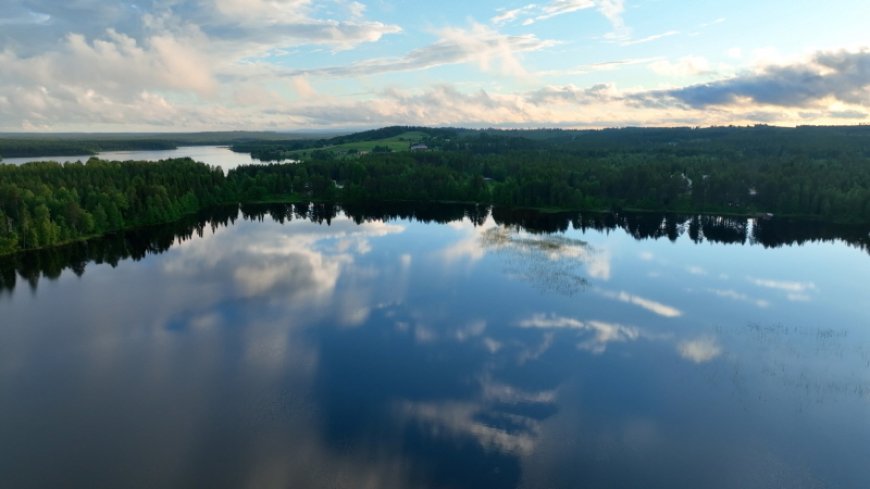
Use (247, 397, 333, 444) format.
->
(3, 203, 867, 294)
(0, 158, 226, 254)
(1, 125, 869, 255)
(230, 125, 870, 222)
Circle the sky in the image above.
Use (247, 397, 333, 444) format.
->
(0, 0, 868, 131)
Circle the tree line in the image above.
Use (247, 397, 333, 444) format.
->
(1, 125, 869, 255)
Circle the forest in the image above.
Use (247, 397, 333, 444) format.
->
(1, 125, 869, 255)
(0, 158, 226, 254)
(229, 125, 870, 222)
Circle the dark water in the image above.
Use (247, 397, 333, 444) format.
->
(1, 205, 869, 489)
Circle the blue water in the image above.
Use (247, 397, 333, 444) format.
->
(1, 207, 868, 488)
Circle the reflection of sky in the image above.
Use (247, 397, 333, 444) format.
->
(1, 212, 869, 488)
(2, 145, 263, 169)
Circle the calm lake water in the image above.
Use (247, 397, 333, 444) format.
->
(1, 205, 869, 489)
(1, 145, 262, 169)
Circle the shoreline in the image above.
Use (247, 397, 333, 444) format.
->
(2, 199, 866, 258)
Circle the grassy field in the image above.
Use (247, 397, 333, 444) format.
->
(284, 131, 429, 159)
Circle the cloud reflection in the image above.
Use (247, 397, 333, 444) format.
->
(678, 337, 723, 364)
(162, 217, 405, 307)
(707, 288, 769, 308)
(599, 290, 683, 318)
(518, 313, 641, 353)
(439, 219, 611, 291)
(748, 276, 818, 302)
(398, 378, 557, 457)
(400, 401, 539, 455)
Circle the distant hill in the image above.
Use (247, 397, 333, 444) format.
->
(0, 131, 343, 159)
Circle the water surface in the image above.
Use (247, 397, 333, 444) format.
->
(1, 145, 259, 169)
(1, 206, 868, 489)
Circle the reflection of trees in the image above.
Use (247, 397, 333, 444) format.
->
(752, 217, 870, 251)
(692, 215, 748, 244)
(343, 201, 490, 226)
(3, 203, 866, 294)
(480, 227, 592, 296)
(0, 206, 240, 293)
(491, 207, 571, 234)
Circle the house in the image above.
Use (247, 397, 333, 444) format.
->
(410, 143, 429, 151)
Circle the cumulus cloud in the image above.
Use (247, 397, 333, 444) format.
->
(0, 0, 401, 129)
(1, 0, 867, 131)
(644, 48, 870, 108)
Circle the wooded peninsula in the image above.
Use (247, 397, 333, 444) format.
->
(1, 125, 868, 255)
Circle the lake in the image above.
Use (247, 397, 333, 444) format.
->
(1, 145, 264, 170)
(1, 205, 869, 489)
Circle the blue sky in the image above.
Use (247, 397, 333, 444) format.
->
(0, 0, 868, 131)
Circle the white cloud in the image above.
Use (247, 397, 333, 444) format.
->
(492, 5, 539, 25)
(1, 0, 867, 131)
(534, 0, 597, 24)
(0, 27, 217, 100)
(207, 0, 312, 24)
(0, 0, 402, 129)
(619, 30, 680, 46)
(493, 0, 625, 32)
(650, 56, 714, 77)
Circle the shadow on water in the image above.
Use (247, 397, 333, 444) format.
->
(1, 202, 867, 294)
